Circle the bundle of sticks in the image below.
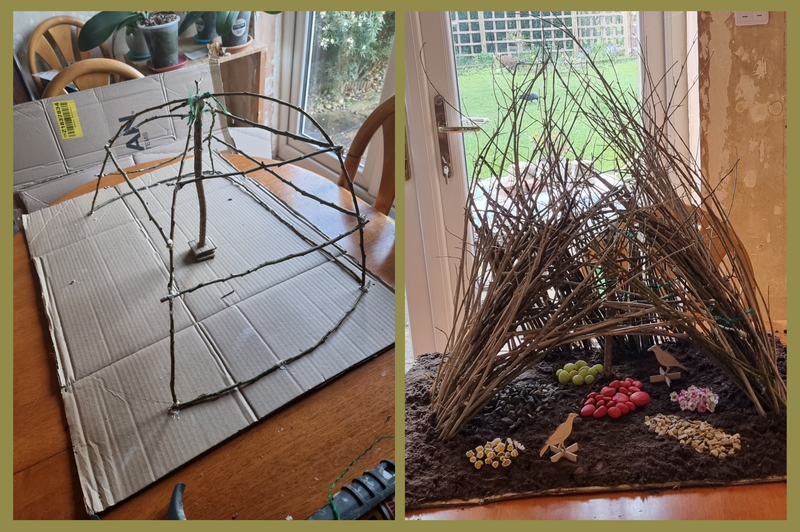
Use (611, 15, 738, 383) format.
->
(430, 38, 785, 440)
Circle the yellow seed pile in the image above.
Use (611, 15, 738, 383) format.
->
(645, 414, 742, 458)
(466, 438, 524, 469)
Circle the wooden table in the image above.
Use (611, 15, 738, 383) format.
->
(406, 482, 787, 520)
(13, 154, 395, 520)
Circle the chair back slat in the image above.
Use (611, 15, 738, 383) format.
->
(337, 95, 396, 215)
(28, 16, 111, 98)
(47, 24, 77, 64)
(74, 73, 113, 92)
(41, 58, 144, 98)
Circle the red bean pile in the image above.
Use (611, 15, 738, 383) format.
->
(580, 377, 651, 419)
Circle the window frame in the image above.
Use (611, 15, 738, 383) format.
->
(277, 11, 395, 205)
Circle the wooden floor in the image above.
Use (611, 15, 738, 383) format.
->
(406, 482, 786, 520)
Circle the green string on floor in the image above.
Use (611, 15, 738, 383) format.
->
(327, 435, 395, 520)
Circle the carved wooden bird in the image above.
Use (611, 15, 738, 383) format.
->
(649, 345, 688, 372)
(539, 413, 578, 457)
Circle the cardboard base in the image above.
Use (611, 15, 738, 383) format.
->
(22, 154, 395, 514)
(412, 476, 787, 509)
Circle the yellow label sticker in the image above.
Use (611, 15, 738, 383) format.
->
(52, 100, 83, 139)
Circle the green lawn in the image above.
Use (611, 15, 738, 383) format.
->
(455, 57, 640, 179)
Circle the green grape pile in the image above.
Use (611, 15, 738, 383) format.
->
(556, 361, 603, 386)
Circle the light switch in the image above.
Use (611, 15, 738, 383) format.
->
(735, 11, 769, 26)
(735, 11, 752, 25)
(752, 11, 769, 24)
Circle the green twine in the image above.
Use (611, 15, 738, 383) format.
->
(707, 306, 756, 327)
(185, 88, 229, 125)
(327, 435, 395, 520)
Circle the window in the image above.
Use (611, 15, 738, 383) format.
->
(278, 11, 395, 203)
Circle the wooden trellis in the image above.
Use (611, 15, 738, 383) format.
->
(450, 11, 637, 57)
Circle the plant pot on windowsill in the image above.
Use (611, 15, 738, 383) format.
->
(125, 26, 150, 59)
(139, 13, 181, 69)
(219, 11, 252, 47)
(193, 12, 218, 43)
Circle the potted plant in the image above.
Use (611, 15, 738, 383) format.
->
(182, 11, 281, 47)
(217, 11, 251, 47)
(125, 26, 150, 59)
(192, 12, 218, 43)
(80, 12, 197, 67)
(137, 12, 181, 68)
(80, 11, 281, 63)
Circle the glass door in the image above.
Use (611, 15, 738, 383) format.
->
(279, 11, 395, 202)
(405, 11, 692, 357)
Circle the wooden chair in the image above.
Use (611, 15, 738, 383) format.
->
(337, 95, 395, 215)
(42, 58, 144, 99)
(28, 15, 111, 98)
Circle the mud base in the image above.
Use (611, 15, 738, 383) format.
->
(405, 341, 787, 510)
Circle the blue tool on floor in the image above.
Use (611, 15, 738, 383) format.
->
(307, 459, 395, 520)
(168, 483, 187, 520)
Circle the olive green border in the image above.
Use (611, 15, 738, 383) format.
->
(5, 1, 795, 526)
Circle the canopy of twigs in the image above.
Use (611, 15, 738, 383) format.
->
(429, 29, 785, 440)
(89, 88, 370, 414)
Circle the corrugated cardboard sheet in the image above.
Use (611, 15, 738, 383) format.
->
(22, 154, 395, 514)
(14, 63, 232, 212)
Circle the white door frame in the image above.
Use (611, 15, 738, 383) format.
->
(405, 11, 471, 355)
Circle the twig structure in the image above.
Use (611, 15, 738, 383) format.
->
(429, 20, 785, 439)
(89, 86, 370, 413)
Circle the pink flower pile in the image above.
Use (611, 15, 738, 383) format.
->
(670, 385, 719, 413)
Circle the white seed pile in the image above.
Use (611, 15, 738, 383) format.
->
(645, 414, 742, 458)
(466, 438, 525, 469)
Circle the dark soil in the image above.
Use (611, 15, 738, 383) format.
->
(405, 340, 786, 509)
(140, 13, 178, 26)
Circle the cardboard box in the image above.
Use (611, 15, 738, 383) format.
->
(21, 103, 395, 512)
(13, 63, 230, 212)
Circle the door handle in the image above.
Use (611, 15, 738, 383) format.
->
(434, 95, 480, 183)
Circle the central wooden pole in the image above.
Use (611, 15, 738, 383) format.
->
(194, 97, 207, 248)
(188, 89, 216, 262)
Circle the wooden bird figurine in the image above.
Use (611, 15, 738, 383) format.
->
(539, 413, 578, 457)
(648, 345, 688, 372)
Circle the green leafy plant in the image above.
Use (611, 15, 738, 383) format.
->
(78, 12, 167, 52)
(78, 11, 133, 52)
(310, 11, 394, 98)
